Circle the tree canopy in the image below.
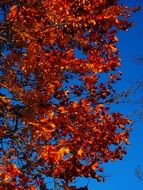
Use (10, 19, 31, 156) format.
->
(0, 0, 139, 189)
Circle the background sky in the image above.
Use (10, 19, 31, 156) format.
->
(83, 0, 143, 189)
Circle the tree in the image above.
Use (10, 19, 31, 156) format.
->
(135, 166, 143, 181)
(0, 0, 139, 189)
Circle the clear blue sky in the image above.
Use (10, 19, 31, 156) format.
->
(84, 0, 143, 189)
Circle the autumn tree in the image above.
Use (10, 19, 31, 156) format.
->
(0, 0, 139, 189)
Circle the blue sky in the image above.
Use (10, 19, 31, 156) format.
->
(85, 1, 143, 189)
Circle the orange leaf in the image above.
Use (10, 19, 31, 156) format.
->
(91, 162, 99, 170)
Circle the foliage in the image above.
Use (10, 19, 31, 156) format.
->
(0, 0, 138, 189)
